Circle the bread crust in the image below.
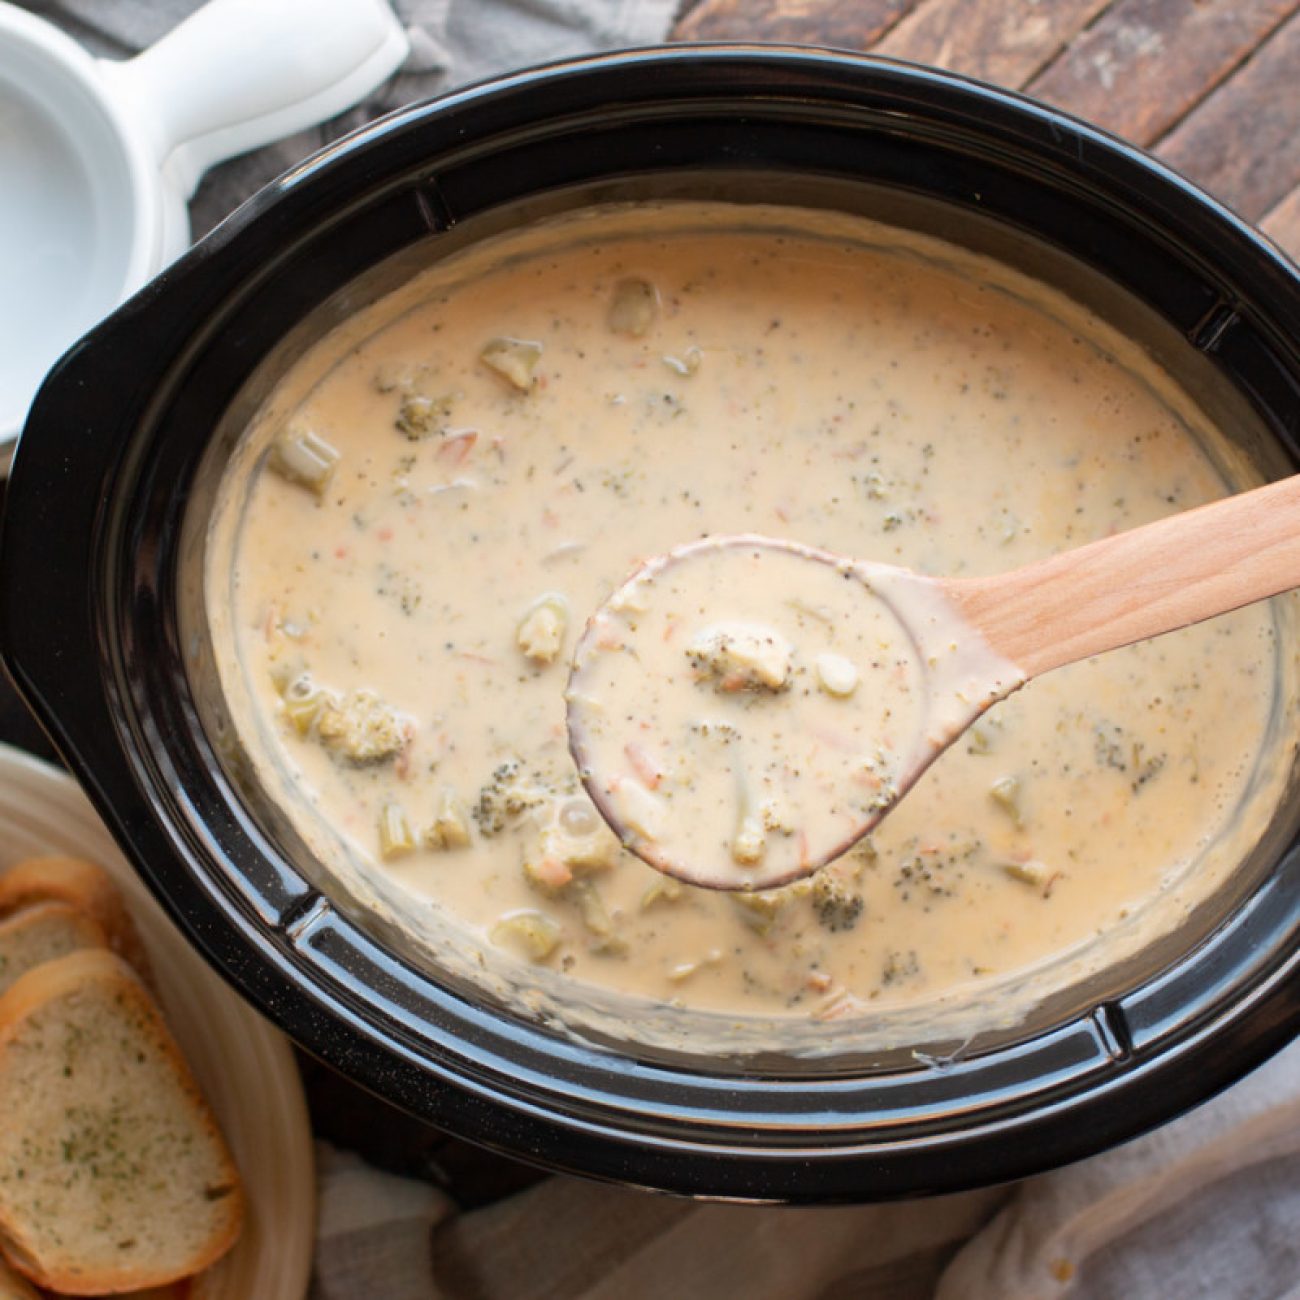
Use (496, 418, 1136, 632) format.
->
(0, 900, 106, 943)
(0, 950, 244, 1294)
(0, 1252, 39, 1300)
(0, 902, 108, 998)
(0, 859, 151, 980)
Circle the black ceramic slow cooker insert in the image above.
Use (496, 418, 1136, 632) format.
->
(4, 48, 1300, 1202)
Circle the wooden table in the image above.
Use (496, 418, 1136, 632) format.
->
(2, 1, 1297, 1209)
(674, 0, 1300, 264)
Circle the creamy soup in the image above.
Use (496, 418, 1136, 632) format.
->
(205, 203, 1291, 1036)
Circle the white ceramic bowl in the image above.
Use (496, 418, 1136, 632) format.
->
(0, 744, 315, 1299)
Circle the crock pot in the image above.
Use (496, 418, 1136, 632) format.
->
(3, 47, 1300, 1202)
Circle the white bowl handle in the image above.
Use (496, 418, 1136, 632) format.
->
(96, 0, 409, 199)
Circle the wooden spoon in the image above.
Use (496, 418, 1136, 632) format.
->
(566, 475, 1300, 891)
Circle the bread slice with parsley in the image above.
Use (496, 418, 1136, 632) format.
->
(0, 858, 150, 979)
(0, 903, 108, 999)
(0, 949, 243, 1294)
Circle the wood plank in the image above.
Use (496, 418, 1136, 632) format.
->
(671, 0, 917, 48)
(872, 0, 1111, 89)
(1260, 184, 1300, 264)
(1028, 0, 1298, 146)
(1156, 12, 1300, 220)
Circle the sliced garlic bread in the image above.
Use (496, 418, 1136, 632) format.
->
(0, 858, 150, 979)
(0, 950, 243, 1294)
(0, 903, 107, 998)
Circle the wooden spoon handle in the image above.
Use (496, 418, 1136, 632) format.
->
(940, 475, 1300, 679)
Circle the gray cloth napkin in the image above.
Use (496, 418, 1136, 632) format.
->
(25, 2, 1300, 1296)
(312, 1039, 1300, 1300)
(22, 0, 679, 235)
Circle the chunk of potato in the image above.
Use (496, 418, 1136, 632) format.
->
(607, 278, 659, 337)
(517, 594, 569, 666)
(815, 652, 859, 698)
(480, 337, 542, 391)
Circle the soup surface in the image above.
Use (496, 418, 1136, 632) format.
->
(206, 203, 1286, 1031)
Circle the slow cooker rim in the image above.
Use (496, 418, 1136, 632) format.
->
(3, 45, 1300, 1201)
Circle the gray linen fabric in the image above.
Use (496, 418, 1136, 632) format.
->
(310, 1041, 1300, 1300)
(21, 0, 677, 235)
(22, 3, 1300, 1297)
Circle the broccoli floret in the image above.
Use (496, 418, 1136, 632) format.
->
(395, 391, 459, 439)
(316, 690, 406, 765)
(811, 870, 864, 932)
(473, 761, 550, 836)
(730, 879, 812, 935)
(686, 621, 792, 692)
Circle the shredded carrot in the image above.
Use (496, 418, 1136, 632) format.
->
(438, 430, 478, 464)
(394, 725, 416, 781)
(815, 989, 866, 1021)
(831, 441, 868, 461)
(531, 856, 572, 890)
(625, 742, 663, 790)
(812, 728, 857, 753)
